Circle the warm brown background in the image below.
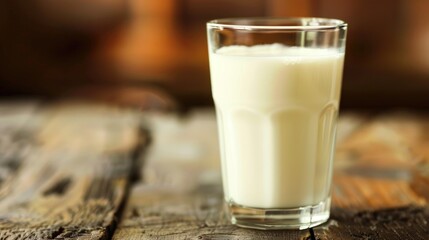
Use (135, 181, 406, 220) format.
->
(1, 0, 429, 110)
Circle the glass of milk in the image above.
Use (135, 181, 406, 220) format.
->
(207, 18, 347, 230)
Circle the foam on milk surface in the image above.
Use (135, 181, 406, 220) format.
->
(210, 44, 344, 208)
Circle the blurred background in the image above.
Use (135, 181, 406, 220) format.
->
(1, 0, 429, 111)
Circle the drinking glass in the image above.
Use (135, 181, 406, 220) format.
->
(207, 18, 347, 230)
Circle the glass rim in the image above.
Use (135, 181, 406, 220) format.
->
(207, 17, 347, 31)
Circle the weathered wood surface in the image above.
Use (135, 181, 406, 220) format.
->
(114, 111, 429, 239)
(0, 102, 145, 239)
(2, 103, 429, 239)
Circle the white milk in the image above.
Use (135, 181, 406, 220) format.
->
(209, 44, 344, 208)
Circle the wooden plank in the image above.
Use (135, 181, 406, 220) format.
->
(114, 111, 429, 239)
(317, 206, 429, 240)
(0, 101, 41, 189)
(0, 102, 145, 239)
(314, 112, 429, 239)
(333, 112, 429, 209)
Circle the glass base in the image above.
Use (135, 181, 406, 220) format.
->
(227, 198, 330, 230)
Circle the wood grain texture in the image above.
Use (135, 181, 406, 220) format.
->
(114, 111, 429, 239)
(0, 102, 145, 240)
(0, 102, 41, 190)
(316, 206, 429, 240)
(3, 105, 429, 239)
(113, 184, 309, 240)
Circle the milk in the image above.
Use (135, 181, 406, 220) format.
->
(209, 44, 344, 208)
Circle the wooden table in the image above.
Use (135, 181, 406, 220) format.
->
(1, 102, 428, 239)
